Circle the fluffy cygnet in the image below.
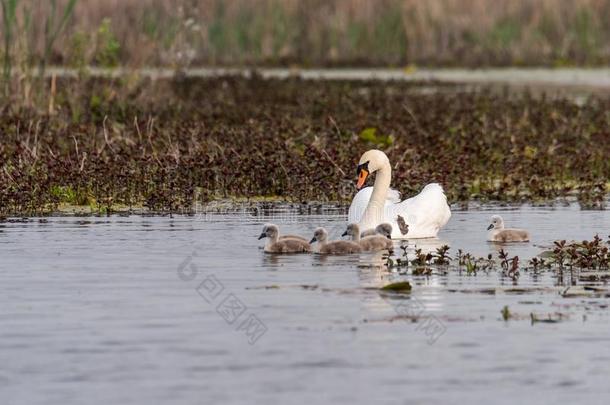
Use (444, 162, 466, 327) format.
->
(258, 224, 311, 253)
(310, 227, 362, 254)
(280, 234, 309, 243)
(487, 215, 530, 242)
(360, 223, 393, 239)
(343, 223, 393, 252)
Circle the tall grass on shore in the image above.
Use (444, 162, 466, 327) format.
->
(39, 0, 77, 78)
(1, 0, 18, 93)
(0, 0, 76, 107)
(2, 0, 610, 109)
(3, 0, 609, 69)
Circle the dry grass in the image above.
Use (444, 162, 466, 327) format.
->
(8, 0, 610, 67)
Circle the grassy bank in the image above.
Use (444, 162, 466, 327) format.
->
(4, 0, 610, 69)
(0, 75, 608, 215)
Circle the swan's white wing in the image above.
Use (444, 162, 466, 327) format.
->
(349, 183, 450, 238)
(386, 183, 451, 238)
(347, 186, 401, 224)
(385, 188, 401, 203)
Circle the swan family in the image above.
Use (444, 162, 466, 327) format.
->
(348, 149, 451, 239)
(257, 149, 531, 254)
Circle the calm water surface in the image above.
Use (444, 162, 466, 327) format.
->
(1, 205, 609, 404)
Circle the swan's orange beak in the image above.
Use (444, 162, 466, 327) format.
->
(356, 169, 369, 189)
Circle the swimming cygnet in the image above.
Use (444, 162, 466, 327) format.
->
(280, 234, 309, 243)
(487, 215, 530, 242)
(258, 224, 312, 253)
(360, 223, 393, 239)
(343, 223, 393, 252)
(310, 227, 362, 254)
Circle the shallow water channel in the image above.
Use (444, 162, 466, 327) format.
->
(1, 204, 609, 404)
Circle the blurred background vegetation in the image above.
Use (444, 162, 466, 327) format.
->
(2, 0, 610, 71)
(1, 0, 610, 107)
(1, 0, 609, 211)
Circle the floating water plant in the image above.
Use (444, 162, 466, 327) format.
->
(433, 245, 451, 266)
(542, 235, 610, 270)
(383, 235, 608, 277)
(501, 305, 511, 321)
(380, 281, 412, 293)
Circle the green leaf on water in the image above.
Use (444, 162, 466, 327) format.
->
(380, 281, 412, 292)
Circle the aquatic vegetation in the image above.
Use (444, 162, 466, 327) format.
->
(501, 305, 512, 321)
(380, 281, 412, 293)
(384, 245, 410, 271)
(387, 244, 495, 275)
(0, 76, 609, 215)
(503, 307, 566, 323)
(463, 256, 482, 275)
(505, 256, 520, 281)
(541, 235, 610, 270)
(454, 250, 495, 275)
(527, 257, 549, 273)
(411, 248, 433, 267)
(432, 245, 451, 266)
(385, 236, 608, 277)
(530, 313, 563, 324)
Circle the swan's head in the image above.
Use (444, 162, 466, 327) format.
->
(341, 223, 360, 237)
(376, 223, 393, 239)
(356, 149, 390, 189)
(310, 227, 328, 244)
(258, 223, 279, 239)
(487, 215, 504, 231)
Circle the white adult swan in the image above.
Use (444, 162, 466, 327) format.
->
(347, 150, 451, 239)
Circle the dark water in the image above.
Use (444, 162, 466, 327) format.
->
(1, 205, 609, 404)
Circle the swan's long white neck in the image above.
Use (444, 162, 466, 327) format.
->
(360, 161, 391, 230)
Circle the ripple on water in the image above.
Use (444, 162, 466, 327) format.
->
(0, 205, 609, 403)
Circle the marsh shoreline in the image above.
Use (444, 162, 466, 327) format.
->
(1, 74, 608, 216)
